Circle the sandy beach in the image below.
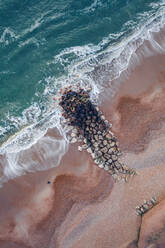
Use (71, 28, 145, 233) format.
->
(1, 25, 165, 248)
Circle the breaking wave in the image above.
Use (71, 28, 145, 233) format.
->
(0, 27, 18, 46)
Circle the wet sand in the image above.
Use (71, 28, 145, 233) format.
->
(1, 32, 165, 248)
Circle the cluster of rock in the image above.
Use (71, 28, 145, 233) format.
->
(59, 87, 136, 181)
(136, 197, 157, 216)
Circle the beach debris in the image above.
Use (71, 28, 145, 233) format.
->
(136, 197, 157, 216)
(57, 87, 136, 181)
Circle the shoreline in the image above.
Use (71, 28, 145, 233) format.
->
(1, 15, 165, 157)
(1, 25, 165, 248)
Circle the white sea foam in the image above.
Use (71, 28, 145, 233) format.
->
(0, 27, 18, 45)
(0, 134, 68, 186)
(21, 10, 51, 36)
(47, 2, 165, 91)
(1, 2, 165, 185)
(83, 0, 103, 13)
(0, 11, 49, 48)
(0, 126, 6, 136)
(18, 37, 40, 48)
(0, 106, 61, 154)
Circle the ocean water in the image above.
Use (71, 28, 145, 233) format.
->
(0, 0, 165, 184)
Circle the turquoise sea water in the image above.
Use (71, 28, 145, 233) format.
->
(0, 0, 165, 151)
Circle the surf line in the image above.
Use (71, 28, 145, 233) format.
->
(55, 87, 137, 182)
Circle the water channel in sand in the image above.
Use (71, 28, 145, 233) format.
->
(1, 26, 165, 248)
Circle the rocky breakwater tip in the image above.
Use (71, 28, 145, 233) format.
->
(57, 87, 136, 182)
(136, 197, 157, 216)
